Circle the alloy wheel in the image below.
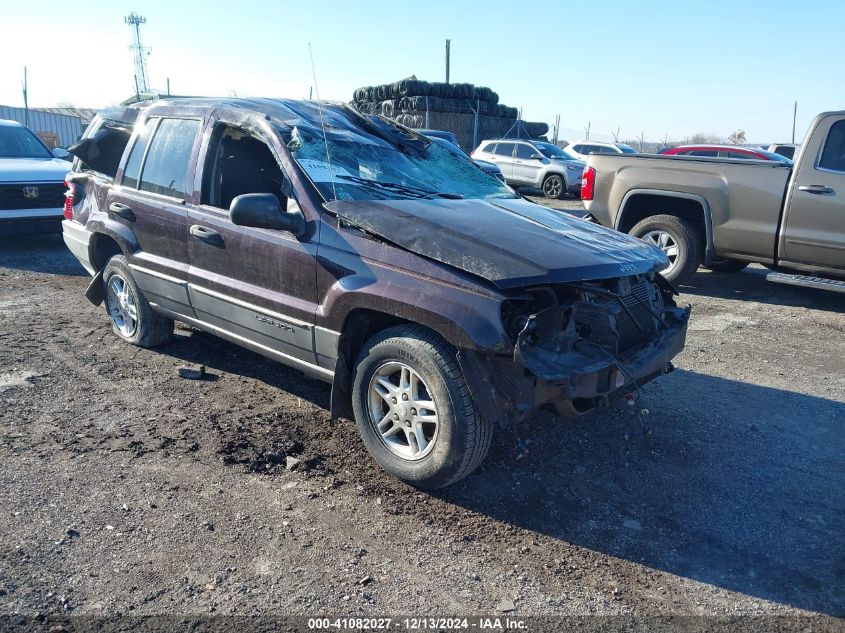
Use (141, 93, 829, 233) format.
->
(368, 361, 439, 461)
(543, 176, 563, 198)
(106, 274, 138, 337)
(643, 229, 680, 277)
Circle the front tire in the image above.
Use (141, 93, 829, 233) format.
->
(542, 174, 566, 199)
(630, 214, 702, 285)
(351, 325, 492, 489)
(103, 255, 174, 347)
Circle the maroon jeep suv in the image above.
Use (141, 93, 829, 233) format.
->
(62, 98, 689, 488)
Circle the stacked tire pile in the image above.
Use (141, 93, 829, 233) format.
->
(352, 79, 548, 150)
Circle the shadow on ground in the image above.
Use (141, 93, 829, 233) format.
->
(0, 234, 86, 276)
(151, 325, 845, 615)
(442, 369, 845, 616)
(164, 328, 332, 410)
(680, 266, 845, 313)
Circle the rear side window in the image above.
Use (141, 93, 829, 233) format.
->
(819, 120, 845, 173)
(722, 151, 752, 160)
(514, 144, 535, 159)
(138, 118, 201, 198)
(481, 142, 496, 154)
(121, 121, 154, 189)
(495, 143, 515, 157)
(689, 150, 718, 157)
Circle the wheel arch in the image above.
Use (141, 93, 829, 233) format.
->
(330, 308, 428, 420)
(89, 232, 125, 271)
(542, 170, 567, 186)
(85, 217, 139, 269)
(616, 189, 715, 265)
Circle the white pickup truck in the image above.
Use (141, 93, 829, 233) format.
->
(0, 119, 72, 235)
(581, 111, 845, 292)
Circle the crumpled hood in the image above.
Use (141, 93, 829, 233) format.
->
(326, 197, 668, 289)
(0, 157, 71, 183)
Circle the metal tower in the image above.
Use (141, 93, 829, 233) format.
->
(125, 12, 151, 96)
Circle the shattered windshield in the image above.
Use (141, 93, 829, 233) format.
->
(285, 117, 515, 202)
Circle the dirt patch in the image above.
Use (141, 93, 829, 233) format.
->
(0, 229, 843, 624)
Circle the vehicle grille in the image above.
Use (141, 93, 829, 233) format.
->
(617, 279, 660, 351)
(0, 183, 66, 211)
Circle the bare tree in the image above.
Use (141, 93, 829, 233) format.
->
(727, 129, 747, 145)
(689, 132, 722, 144)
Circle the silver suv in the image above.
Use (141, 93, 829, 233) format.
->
(472, 139, 585, 199)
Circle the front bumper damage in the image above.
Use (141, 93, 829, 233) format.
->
(458, 285, 690, 426)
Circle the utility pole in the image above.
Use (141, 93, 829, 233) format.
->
(126, 12, 151, 95)
(611, 126, 620, 142)
(166, 77, 171, 96)
(638, 131, 645, 152)
(445, 39, 451, 84)
(553, 114, 560, 144)
(21, 67, 29, 127)
(585, 121, 590, 140)
(792, 100, 797, 144)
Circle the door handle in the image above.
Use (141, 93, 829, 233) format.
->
(108, 202, 135, 221)
(798, 185, 835, 195)
(190, 224, 224, 246)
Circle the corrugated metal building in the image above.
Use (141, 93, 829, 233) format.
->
(0, 105, 86, 148)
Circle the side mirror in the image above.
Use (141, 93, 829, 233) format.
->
(229, 193, 305, 236)
(53, 147, 71, 160)
(530, 153, 544, 160)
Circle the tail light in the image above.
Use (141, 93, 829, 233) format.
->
(63, 180, 76, 220)
(469, 150, 476, 158)
(581, 166, 596, 201)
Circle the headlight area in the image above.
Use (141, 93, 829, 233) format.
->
(458, 274, 690, 427)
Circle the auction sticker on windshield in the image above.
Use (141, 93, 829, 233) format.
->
(297, 159, 353, 182)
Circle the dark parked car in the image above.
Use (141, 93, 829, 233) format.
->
(62, 98, 689, 488)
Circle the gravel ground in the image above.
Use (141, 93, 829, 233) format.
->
(1, 198, 843, 630)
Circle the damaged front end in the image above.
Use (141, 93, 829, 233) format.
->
(459, 273, 689, 425)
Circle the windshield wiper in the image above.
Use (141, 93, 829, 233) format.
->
(336, 175, 463, 200)
(418, 191, 464, 199)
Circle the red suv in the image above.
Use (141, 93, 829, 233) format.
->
(658, 145, 792, 163)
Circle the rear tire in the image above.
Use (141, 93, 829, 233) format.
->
(542, 174, 566, 199)
(351, 324, 492, 489)
(630, 214, 702, 285)
(705, 258, 749, 274)
(102, 255, 173, 347)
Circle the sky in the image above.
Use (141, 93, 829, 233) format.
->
(1, 0, 842, 144)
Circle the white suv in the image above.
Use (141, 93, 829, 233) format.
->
(564, 141, 637, 160)
(0, 119, 71, 234)
(471, 139, 585, 199)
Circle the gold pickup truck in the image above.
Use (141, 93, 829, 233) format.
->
(581, 111, 845, 292)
